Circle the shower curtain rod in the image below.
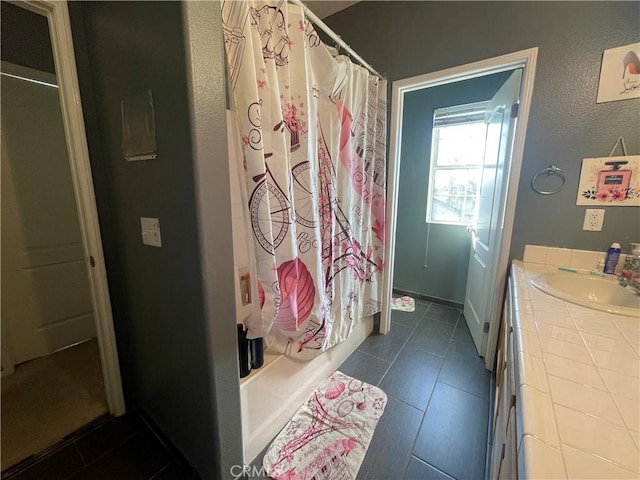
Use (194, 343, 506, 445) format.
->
(288, 0, 384, 79)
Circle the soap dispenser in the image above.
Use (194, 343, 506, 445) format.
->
(621, 243, 640, 279)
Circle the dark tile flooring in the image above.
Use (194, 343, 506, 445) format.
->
(343, 301, 492, 480)
(6, 301, 491, 480)
(2, 412, 199, 480)
(251, 300, 491, 480)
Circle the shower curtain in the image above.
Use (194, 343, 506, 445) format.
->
(222, 0, 387, 359)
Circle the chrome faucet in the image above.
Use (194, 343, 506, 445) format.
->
(619, 276, 640, 296)
(618, 249, 640, 296)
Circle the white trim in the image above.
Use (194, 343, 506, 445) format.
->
(380, 77, 403, 334)
(20, 0, 126, 415)
(381, 48, 539, 371)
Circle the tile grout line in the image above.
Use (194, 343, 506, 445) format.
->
(408, 455, 457, 480)
(406, 317, 454, 465)
(400, 310, 458, 477)
(73, 442, 88, 468)
(73, 426, 141, 473)
(351, 348, 393, 365)
(148, 461, 174, 480)
(361, 305, 490, 480)
(405, 309, 490, 480)
(378, 305, 434, 386)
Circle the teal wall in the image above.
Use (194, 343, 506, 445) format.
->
(394, 72, 511, 303)
(325, 2, 640, 260)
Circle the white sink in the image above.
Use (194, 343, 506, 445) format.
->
(530, 272, 640, 317)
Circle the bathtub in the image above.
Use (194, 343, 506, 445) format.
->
(239, 316, 373, 464)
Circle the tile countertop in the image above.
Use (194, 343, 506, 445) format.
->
(511, 260, 640, 479)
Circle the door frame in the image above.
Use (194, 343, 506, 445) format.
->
(381, 48, 538, 370)
(10, 0, 126, 415)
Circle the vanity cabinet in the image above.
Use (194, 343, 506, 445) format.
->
(489, 276, 518, 480)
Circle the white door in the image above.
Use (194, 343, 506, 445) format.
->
(1, 68, 97, 365)
(464, 69, 522, 355)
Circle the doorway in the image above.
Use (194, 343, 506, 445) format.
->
(1, 0, 124, 470)
(382, 49, 538, 369)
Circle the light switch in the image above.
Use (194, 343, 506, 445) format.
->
(141, 217, 162, 247)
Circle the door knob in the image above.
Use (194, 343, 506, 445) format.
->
(89, 256, 96, 267)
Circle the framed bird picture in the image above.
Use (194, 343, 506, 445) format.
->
(596, 42, 640, 103)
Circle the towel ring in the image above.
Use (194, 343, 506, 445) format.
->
(531, 165, 567, 195)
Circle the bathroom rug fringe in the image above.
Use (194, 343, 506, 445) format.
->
(390, 296, 415, 312)
(262, 371, 387, 480)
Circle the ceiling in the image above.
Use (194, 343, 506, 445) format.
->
(303, 1, 360, 19)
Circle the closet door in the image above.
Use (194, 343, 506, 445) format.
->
(1, 67, 95, 365)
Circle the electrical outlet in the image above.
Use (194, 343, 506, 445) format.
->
(583, 209, 605, 231)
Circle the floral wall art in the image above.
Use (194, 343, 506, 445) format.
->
(577, 156, 640, 206)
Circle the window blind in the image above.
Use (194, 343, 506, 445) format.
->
(433, 101, 489, 128)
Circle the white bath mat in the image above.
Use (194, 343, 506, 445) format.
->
(263, 371, 387, 480)
(390, 296, 415, 312)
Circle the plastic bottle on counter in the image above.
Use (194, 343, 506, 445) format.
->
(621, 243, 640, 279)
(603, 242, 621, 275)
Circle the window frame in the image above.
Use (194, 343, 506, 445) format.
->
(426, 101, 489, 226)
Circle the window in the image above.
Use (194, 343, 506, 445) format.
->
(426, 101, 489, 225)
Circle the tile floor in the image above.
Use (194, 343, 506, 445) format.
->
(2, 412, 199, 480)
(345, 301, 491, 479)
(6, 301, 492, 480)
(252, 300, 492, 479)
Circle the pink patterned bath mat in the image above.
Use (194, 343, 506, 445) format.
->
(390, 296, 415, 312)
(263, 371, 387, 480)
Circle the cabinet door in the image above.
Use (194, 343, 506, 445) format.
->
(490, 418, 505, 480)
(492, 294, 511, 438)
(507, 327, 517, 409)
(499, 405, 518, 480)
(492, 363, 506, 443)
(491, 359, 512, 479)
(490, 276, 518, 480)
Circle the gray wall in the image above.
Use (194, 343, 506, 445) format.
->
(69, 2, 240, 478)
(326, 1, 640, 258)
(395, 72, 510, 303)
(182, 2, 244, 477)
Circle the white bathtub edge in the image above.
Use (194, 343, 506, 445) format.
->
(240, 316, 374, 465)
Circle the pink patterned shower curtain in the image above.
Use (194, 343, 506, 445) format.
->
(222, 0, 387, 359)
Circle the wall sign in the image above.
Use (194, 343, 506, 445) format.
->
(577, 155, 640, 206)
(121, 90, 158, 161)
(596, 43, 640, 103)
